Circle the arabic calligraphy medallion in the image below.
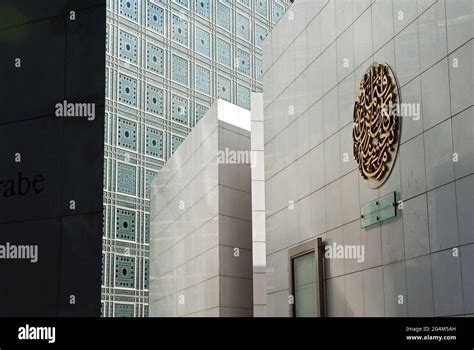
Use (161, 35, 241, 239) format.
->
(353, 63, 401, 189)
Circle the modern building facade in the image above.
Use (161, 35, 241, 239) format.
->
(264, 0, 473, 317)
(101, 0, 290, 317)
(0, 1, 106, 316)
(250, 93, 268, 316)
(149, 99, 253, 317)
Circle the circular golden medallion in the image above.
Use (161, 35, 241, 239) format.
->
(353, 63, 401, 189)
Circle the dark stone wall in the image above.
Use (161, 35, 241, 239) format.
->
(0, 0, 105, 317)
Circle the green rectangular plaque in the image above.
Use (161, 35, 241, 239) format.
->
(361, 192, 397, 229)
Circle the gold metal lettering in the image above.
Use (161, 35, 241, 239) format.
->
(353, 63, 400, 188)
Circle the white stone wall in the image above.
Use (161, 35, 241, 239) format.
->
(149, 100, 253, 316)
(264, 0, 473, 317)
(251, 93, 268, 316)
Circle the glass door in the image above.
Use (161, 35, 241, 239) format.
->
(292, 252, 317, 317)
(289, 237, 325, 317)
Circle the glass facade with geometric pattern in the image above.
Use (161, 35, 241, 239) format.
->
(102, 0, 290, 317)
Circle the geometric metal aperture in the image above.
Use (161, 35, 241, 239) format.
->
(255, 24, 267, 49)
(195, 27, 211, 57)
(171, 94, 189, 124)
(118, 74, 137, 107)
(171, 14, 188, 46)
(195, 0, 210, 19)
(115, 256, 135, 288)
(114, 303, 135, 317)
(171, 54, 189, 86)
(195, 65, 211, 95)
(146, 127, 164, 159)
(236, 13, 250, 41)
(116, 208, 136, 241)
(145, 170, 158, 199)
(195, 104, 208, 123)
(146, 44, 164, 75)
(236, 48, 251, 76)
(217, 1, 231, 30)
(116, 163, 137, 195)
(117, 117, 137, 150)
(217, 38, 231, 67)
(353, 63, 401, 189)
(119, 0, 138, 22)
(147, 2, 165, 33)
(143, 259, 149, 289)
(146, 85, 164, 116)
(237, 84, 251, 110)
(217, 75, 231, 101)
(119, 31, 138, 64)
(171, 134, 184, 154)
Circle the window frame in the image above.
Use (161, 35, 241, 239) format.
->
(288, 237, 326, 317)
